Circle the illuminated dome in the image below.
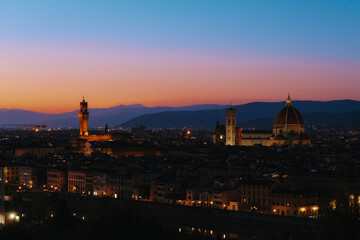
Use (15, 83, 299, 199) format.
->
(273, 94, 305, 136)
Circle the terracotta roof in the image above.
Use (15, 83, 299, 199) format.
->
(273, 102, 305, 127)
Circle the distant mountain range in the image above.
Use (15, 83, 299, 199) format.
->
(1, 100, 360, 130)
(121, 100, 360, 130)
(0, 104, 226, 128)
(238, 112, 360, 130)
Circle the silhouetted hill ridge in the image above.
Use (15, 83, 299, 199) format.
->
(1, 100, 360, 129)
(121, 100, 360, 129)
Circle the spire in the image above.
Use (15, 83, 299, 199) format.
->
(286, 93, 292, 105)
(216, 117, 219, 128)
(82, 96, 85, 102)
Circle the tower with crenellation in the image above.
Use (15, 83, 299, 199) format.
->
(79, 97, 89, 136)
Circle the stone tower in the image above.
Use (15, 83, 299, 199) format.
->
(226, 108, 236, 146)
(79, 97, 89, 136)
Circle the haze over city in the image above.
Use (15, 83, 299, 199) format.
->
(1, 0, 359, 113)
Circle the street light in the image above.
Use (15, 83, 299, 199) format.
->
(9, 213, 15, 220)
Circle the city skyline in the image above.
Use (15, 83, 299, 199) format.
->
(1, 0, 360, 113)
(1, 2, 360, 238)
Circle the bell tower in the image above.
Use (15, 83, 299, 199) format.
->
(79, 97, 89, 136)
(226, 108, 236, 146)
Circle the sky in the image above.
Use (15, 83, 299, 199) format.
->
(0, 0, 359, 113)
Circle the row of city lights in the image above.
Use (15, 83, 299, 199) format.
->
(272, 206, 319, 214)
(179, 227, 229, 239)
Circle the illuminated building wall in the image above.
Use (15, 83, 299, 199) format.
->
(14, 147, 64, 158)
(68, 170, 108, 196)
(18, 166, 33, 187)
(235, 127, 242, 146)
(241, 131, 273, 146)
(4, 166, 19, 184)
(47, 168, 67, 191)
(109, 173, 132, 199)
(150, 180, 181, 203)
(79, 98, 89, 136)
(226, 108, 236, 146)
(78, 134, 112, 142)
(271, 190, 318, 217)
(92, 172, 107, 197)
(237, 181, 273, 213)
(68, 170, 86, 193)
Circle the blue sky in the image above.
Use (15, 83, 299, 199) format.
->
(1, 0, 359, 60)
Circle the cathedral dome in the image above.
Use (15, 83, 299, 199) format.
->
(273, 94, 305, 136)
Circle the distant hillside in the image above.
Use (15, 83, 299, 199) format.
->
(304, 112, 360, 129)
(0, 104, 226, 128)
(1, 100, 360, 129)
(240, 112, 360, 130)
(121, 100, 360, 129)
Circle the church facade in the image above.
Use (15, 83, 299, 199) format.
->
(214, 95, 311, 147)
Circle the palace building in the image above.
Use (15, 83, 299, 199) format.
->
(77, 97, 112, 142)
(214, 94, 311, 147)
(72, 98, 132, 155)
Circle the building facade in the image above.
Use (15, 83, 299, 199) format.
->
(4, 166, 19, 184)
(73, 98, 125, 149)
(215, 94, 311, 147)
(18, 166, 33, 187)
(47, 168, 67, 191)
(225, 108, 236, 146)
(271, 187, 318, 217)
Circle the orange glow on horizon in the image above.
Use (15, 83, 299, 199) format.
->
(2, 96, 357, 114)
(1, 42, 359, 113)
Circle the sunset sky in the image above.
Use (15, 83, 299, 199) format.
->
(1, 0, 359, 113)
